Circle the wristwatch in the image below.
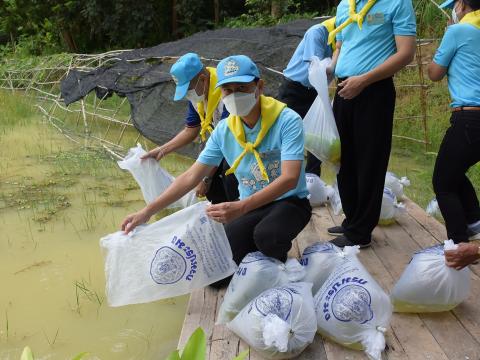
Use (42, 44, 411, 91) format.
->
(202, 176, 212, 185)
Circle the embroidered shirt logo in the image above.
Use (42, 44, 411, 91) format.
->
(224, 60, 240, 76)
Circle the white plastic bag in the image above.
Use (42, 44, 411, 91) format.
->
(100, 201, 237, 306)
(384, 172, 410, 200)
(329, 182, 343, 215)
(303, 57, 341, 171)
(426, 197, 443, 219)
(314, 246, 392, 360)
(391, 240, 470, 313)
(300, 242, 344, 295)
(228, 282, 317, 359)
(379, 187, 405, 225)
(217, 252, 305, 324)
(117, 144, 197, 208)
(305, 173, 334, 207)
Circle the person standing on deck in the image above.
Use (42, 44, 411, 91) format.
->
(428, 0, 480, 269)
(121, 55, 312, 287)
(278, 17, 337, 177)
(326, 0, 417, 248)
(141, 53, 239, 204)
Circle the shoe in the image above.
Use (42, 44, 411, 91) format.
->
(329, 235, 371, 249)
(328, 225, 345, 236)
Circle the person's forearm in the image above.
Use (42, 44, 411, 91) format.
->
(144, 164, 209, 216)
(362, 45, 415, 86)
(240, 174, 298, 214)
(162, 127, 200, 154)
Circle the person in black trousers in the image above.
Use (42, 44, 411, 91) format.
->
(429, 0, 480, 269)
(326, 0, 417, 247)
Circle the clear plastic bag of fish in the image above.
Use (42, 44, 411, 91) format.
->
(384, 172, 410, 200)
(314, 246, 392, 360)
(300, 242, 344, 295)
(217, 252, 305, 324)
(426, 197, 443, 220)
(391, 240, 470, 313)
(227, 282, 317, 359)
(303, 57, 341, 172)
(379, 187, 405, 226)
(328, 182, 343, 215)
(100, 201, 237, 306)
(117, 144, 197, 208)
(305, 173, 334, 207)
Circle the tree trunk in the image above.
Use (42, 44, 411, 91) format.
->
(61, 29, 77, 52)
(172, 0, 178, 38)
(271, 0, 286, 19)
(214, 0, 220, 25)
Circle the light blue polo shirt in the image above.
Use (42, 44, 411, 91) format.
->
(433, 23, 480, 108)
(334, 0, 416, 78)
(283, 24, 333, 88)
(197, 107, 309, 201)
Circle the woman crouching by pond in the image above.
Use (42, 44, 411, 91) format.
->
(120, 55, 311, 287)
(428, 0, 480, 269)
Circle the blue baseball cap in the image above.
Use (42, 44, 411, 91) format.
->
(170, 53, 203, 101)
(216, 55, 260, 88)
(439, 0, 455, 8)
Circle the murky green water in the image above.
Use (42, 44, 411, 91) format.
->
(0, 94, 192, 359)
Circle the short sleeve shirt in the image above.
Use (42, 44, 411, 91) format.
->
(335, 0, 416, 78)
(184, 99, 229, 128)
(283, 24, 333, 88)
(433, 23, 480, 107)
(197, 107, 309, 200)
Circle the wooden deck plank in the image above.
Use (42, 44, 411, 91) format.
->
(179, 201, 480, 360)
(374, 219, 480, 360)
(210, 289, 242, 359)
(320, 209, 404, 360)
(178, 286, 220, 359)
(328, 208, 449, 360)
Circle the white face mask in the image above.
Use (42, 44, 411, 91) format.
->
(452, 5, 460, 24)
(222, 90, 257, 117)
(186, 88, 204, 104)
(185, 77, 205, 103)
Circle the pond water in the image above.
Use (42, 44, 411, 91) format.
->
(0, 94, 192, 359)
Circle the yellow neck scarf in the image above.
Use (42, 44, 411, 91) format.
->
(328, 0, 377, 45)
(225, 95, 286, 182)
(321, 17, 337, 52)
(460, 9, 480, 30)
(196, 67, 222, 142)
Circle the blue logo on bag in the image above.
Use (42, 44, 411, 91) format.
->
(150, 246, 187, 284)
(254, 288, 293, 321)
(332, 285, 373, 324)
(303, 242, 336, 256)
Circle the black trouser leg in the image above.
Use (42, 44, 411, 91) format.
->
(205, 159, 239, 204)
(278, 78, 322, 176)
(432, 111, 480, 243)
(224, 197, 311, 263)
(333, 78, 396, 243)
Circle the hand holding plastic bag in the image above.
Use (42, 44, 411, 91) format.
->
(217, 252, 305, 324)
(117, 144, 197, 208)
(314, 246, 392, 360)
(391, 240, 471, 313)
(100, 201, 237, 306)
(227, 282, 317, 359)
(303, 57, 341, 171)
